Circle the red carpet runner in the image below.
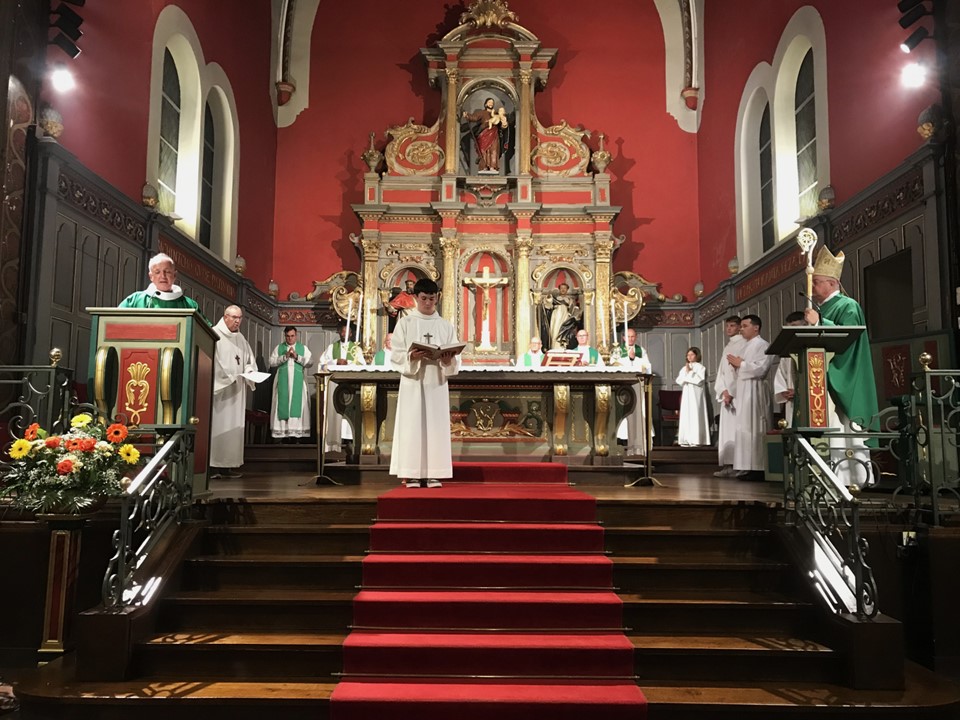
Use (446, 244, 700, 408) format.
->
(331, 462, 647, 719)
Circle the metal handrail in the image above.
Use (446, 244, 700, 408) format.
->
(0, 362, 74, 442)
(101, 426, 195, 609)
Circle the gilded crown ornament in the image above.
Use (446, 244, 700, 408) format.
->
(591, 133, 612, 174)
(461, 0, 517, 29)
(812, 246, 844, 280)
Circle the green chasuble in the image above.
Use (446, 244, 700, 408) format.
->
(618, 344, 644, 358)
(521, 351, 543, 367)
(373, 349, 388, 366)
(818, 293, 879, 429)
(583, 347, 600, 365)
(275, 342, 305, 420)
(119, 290, 200, 311)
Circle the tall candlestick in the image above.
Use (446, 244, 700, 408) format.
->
(623, 300, 628, 346)
(610, 298, 616, 347)
(355, 292, 363, 344)
(600, 311, 607, 351)
(345, 298, 353, 353)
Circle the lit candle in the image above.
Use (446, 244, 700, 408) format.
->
(623, 300, 628, 347)
(345, 298, 353, 356)
(610, 298, 616, 347)
(355, 291, 363, 344)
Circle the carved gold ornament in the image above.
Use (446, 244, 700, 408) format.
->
(384, 118, 444, 176)
(331, 285, 364, 322)
(460, 0, 518, 29)
(124, 361, 151, 426)
(531, 119, 591, 177)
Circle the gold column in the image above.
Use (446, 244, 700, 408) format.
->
(439, 234, 459, 323)
(519, 68, 532, 175)
(444, 68, 459, 174)
(594, 384, 611, 458)
(552, 383, 569, 457)
(359, 382, 378, 462)
(514, 234, 533, 354)
(361, 234, 381, 359)
(593, 233, 614, 355)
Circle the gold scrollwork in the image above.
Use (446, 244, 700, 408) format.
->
(360, 383, 377, 455)
(594, 384, 611, 457)
(553, 384, 569, 456)
(124, 361, 151, 426)
(384, 118, 444, 176)
(159, 348, 175, 425)
(531, 119, 591, 177)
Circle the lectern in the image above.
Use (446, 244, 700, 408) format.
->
(767, 325, 863, 431)
(86, 308, 218, 495)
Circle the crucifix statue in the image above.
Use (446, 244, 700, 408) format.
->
(463, 266, 509, 351)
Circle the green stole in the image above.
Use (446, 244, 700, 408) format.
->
(583, 347, 600, 365)
(374, 349, 387, 366)
(332, 341, 358, 362)
(276, 342, 305, 420)
(619, 344, 643, 358)
(522, 352, 542, 367)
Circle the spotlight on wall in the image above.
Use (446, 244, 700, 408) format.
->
(900, 26, 930, 53)
(49, 3, 84, 59)
(897, 0, 922, 11)
(901, 62, 928, 88)
(49, 64, 76, 92)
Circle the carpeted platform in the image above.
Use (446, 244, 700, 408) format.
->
(331, 462, 647, 719)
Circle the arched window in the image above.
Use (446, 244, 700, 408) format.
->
(759, 104, 775, 252)
(735, 7, 828, 269)
(794, 50, 817, 219)
(198, 101, 215, 249)
(148, 6, 240, 262)
(158, 49, 181, 215)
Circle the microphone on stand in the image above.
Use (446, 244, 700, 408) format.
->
(798, 291, 821, 313)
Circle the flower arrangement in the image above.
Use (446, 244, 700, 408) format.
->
(1, 412, 141, 513)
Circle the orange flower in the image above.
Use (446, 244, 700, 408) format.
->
(65, 438, 83, 452)
(56, 458, 74, 475)
(24, 423, 40, 441)
(106, 423, 128, 444)
(81, 437, 97, 452)
(44, 436, 61, 449)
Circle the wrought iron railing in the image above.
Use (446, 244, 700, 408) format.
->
(101, 426, 195, 609)
(0, 350, 74, 443)
(901, 354, 960, 527)
(783, 432, 880, 619)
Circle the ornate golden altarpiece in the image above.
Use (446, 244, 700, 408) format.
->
(329, 0, 657, 363)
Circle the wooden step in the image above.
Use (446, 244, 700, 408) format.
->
(629, 633, 840, 682)
(612, 556, 796, 593)
(181, 554, 364, 591)
(621, 590, 815, 635)
(203, 499, 377, 526)
(596, 501, 780, 529)
(202, 525, 372, 555)
(157, 590, 357, 633)
(603, 527, 775, 557)
(135, 632, 346, 680)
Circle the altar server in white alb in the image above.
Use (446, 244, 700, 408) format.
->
(613, 328, 653, 456)
(728, 315, 774, 480)
(210, 305, 258, 478)
(390, 278, 461, 488)
(713, 315, 746, 477)
(773, 311, 807, 428)
(675, 346, 711, 447)
(269, 326, 313, 441)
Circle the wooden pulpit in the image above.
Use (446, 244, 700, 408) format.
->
(767, 325, 863, 431)
(86, 308, 218, 496)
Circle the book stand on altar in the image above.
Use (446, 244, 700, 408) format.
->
(86, 308, 218, 497)
(767, 325, 863, 431)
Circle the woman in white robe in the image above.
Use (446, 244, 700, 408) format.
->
(675, 347, 711, 447)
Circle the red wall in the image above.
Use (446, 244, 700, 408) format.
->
(272, 0, 702, 302)
(697, 0, 940, 290)
(46, 0, 277, 286)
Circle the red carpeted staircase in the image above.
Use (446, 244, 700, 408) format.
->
(331, 462, 647, 720)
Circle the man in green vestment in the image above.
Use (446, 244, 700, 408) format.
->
(119, 253, 202, 314)
(373, 333, 393, 366)
(573, 329, 603, 367)
(516, 337, 545, 367)
(804, 246, 878, 486)
(270, 326, 313, 441)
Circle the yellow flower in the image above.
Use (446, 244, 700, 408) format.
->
(118, 444, 140, 464)
(71, 413, 93, 428)
(9, 439, 32, 459)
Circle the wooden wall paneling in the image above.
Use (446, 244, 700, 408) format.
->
(903, 217, 928, 322)
(52, 216, 77, 310)
(78, 228, 101, 312)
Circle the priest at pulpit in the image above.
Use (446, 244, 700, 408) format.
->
(119, 253, 202, 314)
(802, 246, 878, 487)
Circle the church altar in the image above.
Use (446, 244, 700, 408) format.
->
(327, 366, 651, 466)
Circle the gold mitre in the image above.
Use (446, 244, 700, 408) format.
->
(812, 246, 844, 280)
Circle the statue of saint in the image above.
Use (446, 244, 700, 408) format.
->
(539, 283, 582, 349)
(461, 97, 510, 173)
